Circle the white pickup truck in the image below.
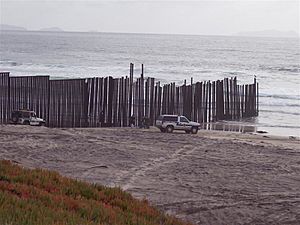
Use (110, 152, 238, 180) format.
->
(155, 115, 201, 134)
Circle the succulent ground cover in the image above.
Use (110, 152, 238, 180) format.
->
(0, 160, 192, 225)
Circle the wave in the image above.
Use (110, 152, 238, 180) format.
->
(0, 60, 19, 66)
(226, 71, 246, 75)
(259, 65, 300, 73)
(258, 123, 300, 129)
(199, 70, 212, 73)
(44, 64, 66, 68)
(278, 67, 300, 73)
(260, 103, 300, 108)
(206, 48, 253, 53)
(0, 61, 70, 72)
(260, 93, 300, 101)
(260, 109, 300, 116)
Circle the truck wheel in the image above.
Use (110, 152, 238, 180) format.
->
(166, 126, 174, 133)
(185, 130, 191, 134)
(23, 121, 30, 125)
(160, 128, 166, 133)
(191, 127, 198, 134)
(12, 117, 18, 124)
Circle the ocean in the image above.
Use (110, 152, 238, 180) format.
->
(0, 30, 299, 136)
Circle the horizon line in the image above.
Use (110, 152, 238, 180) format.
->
(1, 24, 299, 38)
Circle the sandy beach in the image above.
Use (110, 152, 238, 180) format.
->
(0, 125, 299, 225)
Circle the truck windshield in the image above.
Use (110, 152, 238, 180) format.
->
(180, 116, 189, 123)
(30, 112, 37, 118)
(22, 112, 31, 118)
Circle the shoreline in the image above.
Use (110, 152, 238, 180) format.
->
(197, 128, 300, 150)
(1, 125, 299, 224)
(202, 120, 300, 139)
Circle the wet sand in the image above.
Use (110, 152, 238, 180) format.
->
(0, 125, 299, 225)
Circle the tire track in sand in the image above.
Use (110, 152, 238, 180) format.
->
(118, 145, 198, 191)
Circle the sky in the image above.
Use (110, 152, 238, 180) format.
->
(0, 0, 299, 35)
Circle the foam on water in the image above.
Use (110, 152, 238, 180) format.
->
(0, 30, 299, 136)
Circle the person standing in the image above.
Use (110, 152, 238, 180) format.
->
(129, 115, 135, 128)
(99, 110, 105, 127)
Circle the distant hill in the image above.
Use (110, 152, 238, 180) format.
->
(235, 30, 299, 38)
(39, 27, 64, 32)
(0, 24, 64, 32)
(0, 24, 27, 31)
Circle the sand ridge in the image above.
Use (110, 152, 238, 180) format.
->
(0, 125, 299, 225)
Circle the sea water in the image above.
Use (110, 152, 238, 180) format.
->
(0, 31, 299, 136)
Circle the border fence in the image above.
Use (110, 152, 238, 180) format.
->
(0, 64, 258, 128)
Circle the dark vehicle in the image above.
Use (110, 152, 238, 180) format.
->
(11, 110, 45, 126)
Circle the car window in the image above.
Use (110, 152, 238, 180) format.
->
(157, 116, 163, 121)
(163, 116, 177, 122)
(22, 112, 31, 118)
(180, 116, 189, 123)
(12, 111, 19, 116)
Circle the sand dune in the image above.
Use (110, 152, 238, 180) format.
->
(0, 125, 299, 225)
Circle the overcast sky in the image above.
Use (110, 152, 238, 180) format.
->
(0, 0, 299, 35)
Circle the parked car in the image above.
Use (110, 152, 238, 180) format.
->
(155, 115, 201, 134)
(11, 110, 45, 126)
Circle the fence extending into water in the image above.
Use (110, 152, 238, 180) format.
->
(0, 64, 258, 128)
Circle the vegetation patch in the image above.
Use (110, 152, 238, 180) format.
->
(0, 160, 192, 225)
